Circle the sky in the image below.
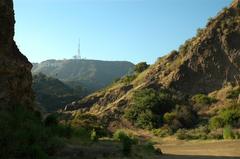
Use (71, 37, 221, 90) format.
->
(13, 0, 232, 64)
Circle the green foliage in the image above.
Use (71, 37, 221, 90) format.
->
(152, 126, 173, 137)
(125, 89, 175, 129)
(0, 106, 65, 159)
(192, 94, 217, 105)
(209, 116, 224, 130)
(223, 125, 234, 139)
(33, 73, 84, 112)
(209, 104, 240, 129)
(90, 129, 98, 142)
(176, 126, 210, 140)
(163, 112, 176, 124)
(134, 62, 150, 73)
(113, 130, 133, 156)
(174, 105, 198, 129)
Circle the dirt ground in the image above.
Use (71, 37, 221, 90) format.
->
(156, 139, 240, 159)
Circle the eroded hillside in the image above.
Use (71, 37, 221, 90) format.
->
(62, 0, 240, 132)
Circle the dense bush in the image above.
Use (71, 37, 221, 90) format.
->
(174, 105, 198, 129)
(90, 129, 98, 142)
(125, 89, 175, 129)
(209, 116, 225, 130)
(175, 126, 210, 140)
(192, 94, 217, 105)
(134, 62, 150, 73)
(152, 126, 173, 137)
(0, 106, 65, 159)
(210, 104, 240, 129)
(113, 130, 134, 156)
(223, 125, 234, 139)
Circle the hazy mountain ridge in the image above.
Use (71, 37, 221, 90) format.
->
(32, 59, 134, 92)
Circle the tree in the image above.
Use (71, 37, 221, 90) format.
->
(134, 62, 149, 73)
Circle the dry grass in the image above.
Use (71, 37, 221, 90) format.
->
(156, 139, 240, 158)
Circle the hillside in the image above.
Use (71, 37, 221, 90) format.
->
(33, 73, 85, 112)
(63, 0, 240, 135)
(32, 59, 134, 92)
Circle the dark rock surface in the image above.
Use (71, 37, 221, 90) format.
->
(0, 0, 33, 109)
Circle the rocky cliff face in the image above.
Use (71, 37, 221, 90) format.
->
(0, 0, 33, 109)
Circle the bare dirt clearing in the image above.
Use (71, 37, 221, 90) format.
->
(156, 140, 240, 159)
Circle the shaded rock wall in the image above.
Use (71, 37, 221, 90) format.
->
(0, 0, 33, 109)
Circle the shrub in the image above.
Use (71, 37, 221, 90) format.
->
(152, 126, 173, 137)
(90, 129, 98, 142)
(125, 88, 175, 129)
(175, 105, 198, 129)
(0, 106, 65, 159)
(223, 125, 234, 139)
(113, 130, 133, 156)
(209, 116, 224, 130)
(163, 112, 176, 124)
(175, 126, 209, 140)
(207, 130, 223, 139)
(176, 129, 189, 140)
(220, 106, 240, 127)
(134, 62, 149, 73)
(192, 94, 217, 105)
(45, 114, 59, 127)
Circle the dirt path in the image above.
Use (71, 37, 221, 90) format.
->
(156, 140, 240, 159)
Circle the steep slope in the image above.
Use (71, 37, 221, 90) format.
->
(33, 73, 85, 112)
(63, 0, 240, 128)
(32, 59, 134, 92)
(0, 0, 33, 109)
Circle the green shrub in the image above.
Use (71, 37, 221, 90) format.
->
(192, 94, 217, 105)
(44, 113, 58, 127)
(125, 88, 175, 129)
(163, 112, 176, 124)
(207, 130, 223, 139)
(152, 126, 173, 137)
(113, 130, 133, 156)
(176, 129, 189, 140)
(90, 129, 98, 142)
(220, 106, 240, 127)
(134, 62, 150, 73)
(175, 126, 209, 140)
(223, 125, 234, 139)
(0, 106, 65, 159)
(209, 116, 224, 130)
(175, 105, 198, 129)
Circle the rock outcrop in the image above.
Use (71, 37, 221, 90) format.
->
(0, 0, 33, 109)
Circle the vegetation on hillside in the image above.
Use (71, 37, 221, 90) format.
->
(33, 73, 85, 112)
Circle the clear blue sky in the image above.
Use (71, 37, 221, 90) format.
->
(13, 0, 232, 64)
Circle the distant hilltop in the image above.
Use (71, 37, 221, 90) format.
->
(32, 59, 134, 92)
